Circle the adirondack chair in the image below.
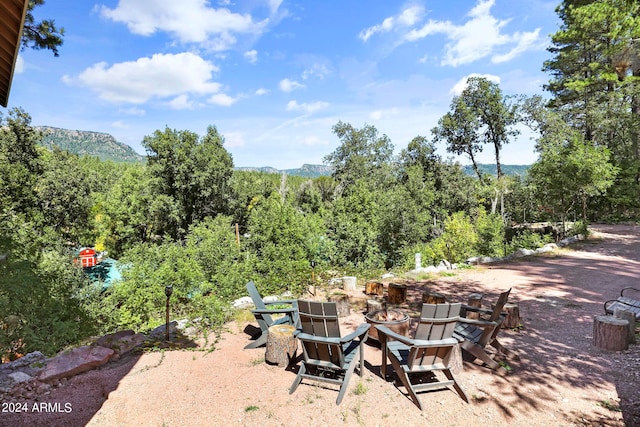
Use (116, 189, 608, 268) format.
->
(289, 300, 370, 405)
(604, 287, 640, 320)
(244, 281, 298, 349)
(453, 288, 517, 372)
(376, 303, 469, 410)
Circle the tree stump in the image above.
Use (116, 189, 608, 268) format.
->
(342, 276, 357, 291)
(388, 283, 407, 305)
(422, 291, 445, 304)
(365, 280, 384, 296)
(265, 324, 297, 367)
(328, 293, 350, 317)
(614, 308, 636, 344)
(367, 297, 386, 313)
(501, 303, 522, 329)
(593, 315, 629, 351)
(466, 293, 483, 320)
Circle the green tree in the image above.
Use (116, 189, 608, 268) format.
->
(528, 134, 619, 224)
(143, 126, 234, 240)
(21, 0, 65, 57)
(324, 121, 394, 192)
(433, 77, 519, 180)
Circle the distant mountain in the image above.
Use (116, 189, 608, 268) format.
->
(36, 126, 145, 163)
(462, 163, 530, 177)
(235, 164, 333, 178)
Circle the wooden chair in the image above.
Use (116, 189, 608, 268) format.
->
(244, 281, 298, 349)
(604, 287, 640, 320)
(376, 303, 469, 410)
(289, 300, 370, 405)
(453, 288, 517, 373)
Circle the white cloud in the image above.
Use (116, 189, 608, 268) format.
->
(99, 0, 268, 51)
(254, 88, 269, 96)
(168, 94, 197, 109)
(404, 0, 542, 67)
(359, 4, 424, 41)
(111, 120, 129, 129)
(301, 63, 331, 80)
(119, 107, 146, 116)
(286, 100, 329, 114)
(279, 78, 305, 92)
(450, 73, 501, 95)
(209, 93, 237, 106)
(223, 131, 245, 148)
(67, 52, 221, 104)
(244, 49, 258, 64)
(369, 107, 399, 120)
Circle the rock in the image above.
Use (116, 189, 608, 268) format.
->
(8, 371, 32, 384)
(147, 321, 178, 341)
(232, 296, 253, 309)
(438, 260, 452, 270)
(381, 272, 395, 279)
(38, 346, 114, 383)
(513, 248, 535, 258)
(263, 295, 279, 303)
(97, 332, 146, 361)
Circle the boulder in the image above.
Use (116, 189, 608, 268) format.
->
(232, 296, 253, 309)
(96, 330, 145, 361)
(38, 346, 114, 382)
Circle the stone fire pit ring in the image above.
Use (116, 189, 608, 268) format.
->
(364, 309, 410, 341)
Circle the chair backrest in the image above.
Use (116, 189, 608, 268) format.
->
(297, 300, 344, 368)
(409, 303, 461, 371)
(489, 288, 511, 323)
(246, 281, 274, 327)
(415, 302, 461, 341)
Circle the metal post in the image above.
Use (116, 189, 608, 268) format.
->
(165, 285, 173, 341)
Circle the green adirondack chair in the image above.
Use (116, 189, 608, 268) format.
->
(289, 300, 370, 405)
(376, 303, 469, 410)
(453, 288, 517, 372)
(244, 281, 298, 349)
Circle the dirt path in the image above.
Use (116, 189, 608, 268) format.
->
(3, 223, 640, 427)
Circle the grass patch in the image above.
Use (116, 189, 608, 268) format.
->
(597, 399, 622, 412)
(245, 405, 259, 412)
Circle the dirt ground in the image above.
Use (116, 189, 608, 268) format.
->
(2, 223, 640, 427)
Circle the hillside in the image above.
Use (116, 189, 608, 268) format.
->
(235, 163, 332, 178)
(36, 126, 145, 163)
(462, 163, 530, 177)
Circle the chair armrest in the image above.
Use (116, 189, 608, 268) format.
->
(251, 307, 297, 315)
(264, 299, 297, 306)
(294, 332, 341, 345)
(340, 323, 370, 343)
(621, 287, 640, 297)
(375, 325, 415, 346)
(456, 317, 498, 330)
(412, 337, 460, 348)
(460, 304, 493, 315)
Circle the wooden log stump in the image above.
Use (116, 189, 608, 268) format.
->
(614, 308, 636, 344)
(501, 303, 522, 329)
(466, 293, 483, 320)
(367, 297, 386, 314)
(328, 293, 350, 317)
(342, 276, 357, 292)
(265, 324, 297, 367)
(388, 283, 407, 305)
(422, 291, 446, 304)
(593, 315, 629, 351)
(365, 280, 384, 296)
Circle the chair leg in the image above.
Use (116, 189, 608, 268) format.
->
(491, 338, 519, 360)
(337, 351, 361, 405)
(387, 353, 423, 410)
(443, 369, 469, 403)
(244, 332, 268, 349)
(460, 341, 501, 371)
(289, 364, 306, 395)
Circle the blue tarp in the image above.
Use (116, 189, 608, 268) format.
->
(84, 257, 122, 291)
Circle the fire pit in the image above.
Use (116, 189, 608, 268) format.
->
(364, 309, 410, 341)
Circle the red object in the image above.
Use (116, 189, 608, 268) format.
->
(79, 248, 97, 268)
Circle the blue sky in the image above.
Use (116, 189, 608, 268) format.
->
(7, 0, 559, 169)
